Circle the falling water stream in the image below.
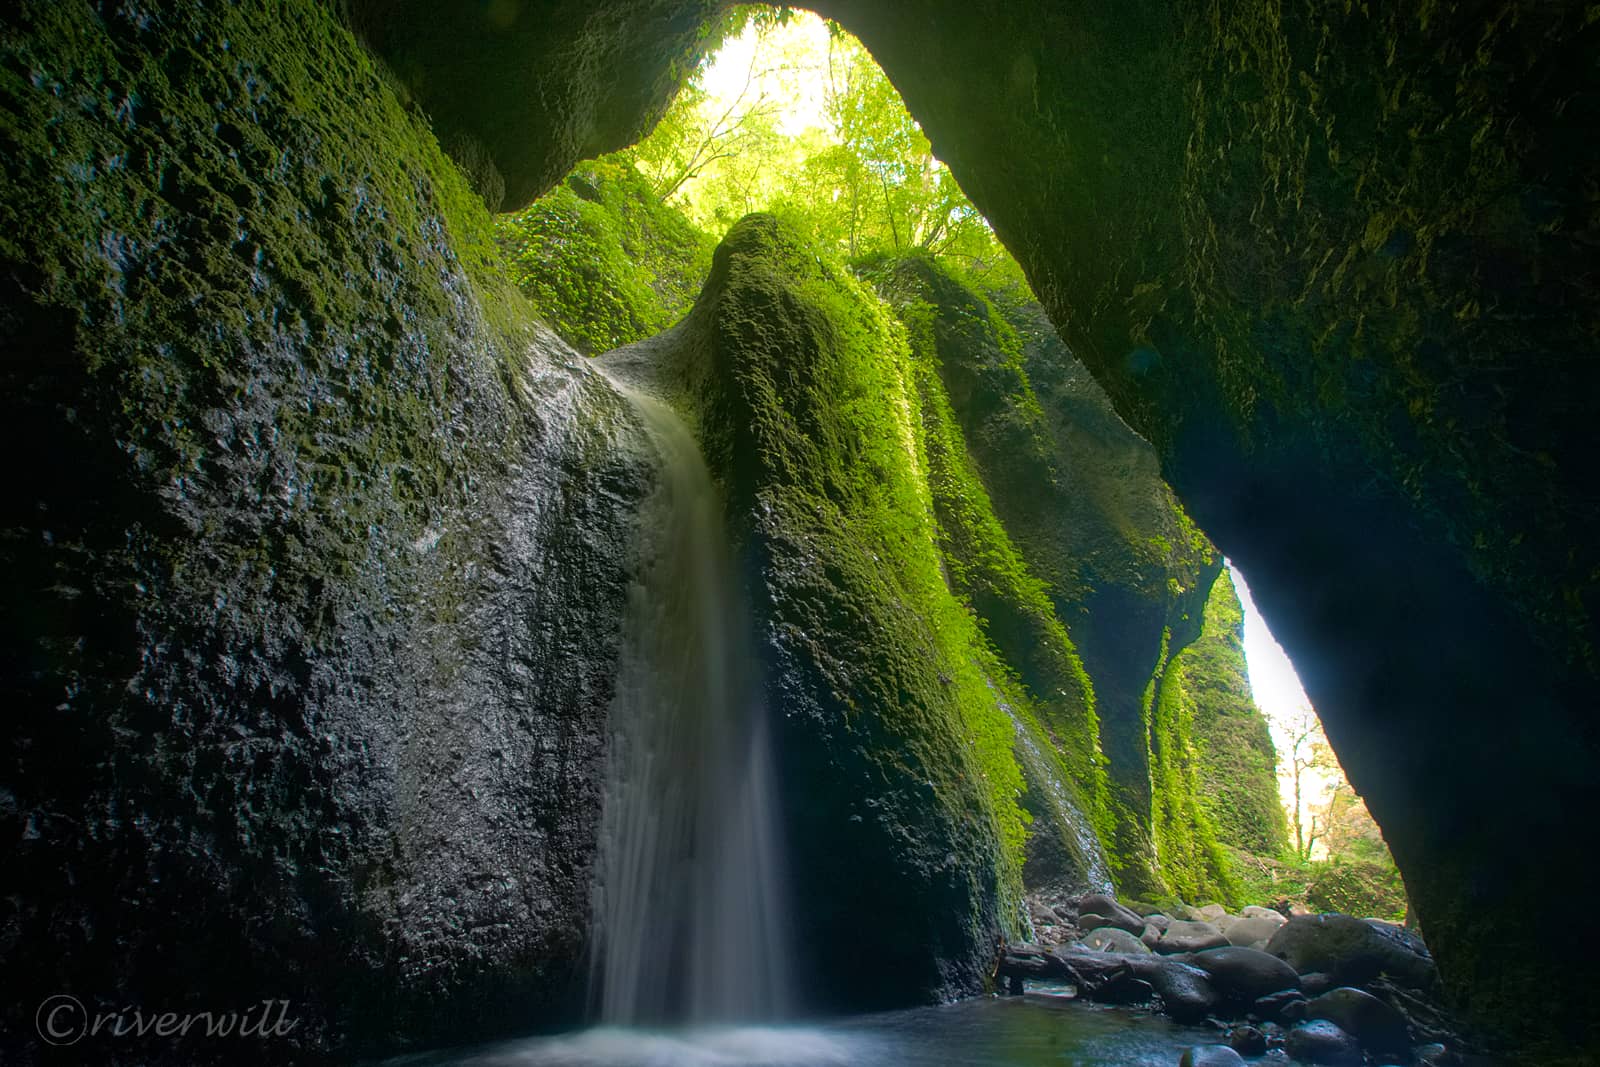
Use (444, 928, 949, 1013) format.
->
(591, 388, 793, 1025)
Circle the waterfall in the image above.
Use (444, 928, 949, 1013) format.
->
(591, 388, 794, 1025)
(997, 689, 1114, 894)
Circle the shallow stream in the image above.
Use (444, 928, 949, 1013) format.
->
(386, 990, 1323, 1067)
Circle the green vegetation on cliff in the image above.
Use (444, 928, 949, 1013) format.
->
(0, 0, 655, 1052)
(496, 11, 1290, 912)
(1185, 570, 1290, 856)
(648, 213, 1033, 1001)
(496, 157, 712, 354)
(1142, 628, 1234, 904)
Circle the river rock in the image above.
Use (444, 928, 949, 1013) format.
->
(1251, 988, 1309, 1021)
(1285, 1020, 1364, 1065)
(1224, 916, 1284, 949)
(1095, 975, 1158, 1005)
(1265, 913, 1436, 988)
(1078, 893, 1148, 934)
(1144, 912, 1174, 932)
(1241, 905, 1288, 926)
(1125, 956, 1222, 1023)
(1157, 919, 1231, 954)
(1197, 903, 1230, 922)
(1226, 1024, 1268, 1056)
(1084, 926, 1153, 954)
(1141, 923, 1163, 948)
(1178, 1046, 1247, 1067)
(1304, 986, 1410, 1054)
(1184, 945, 1301, 1003)
(1298, 971, 1335, 996)
(1031, 900, 1065, 928)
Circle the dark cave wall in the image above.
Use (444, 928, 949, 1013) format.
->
(0, 1, 657, 1059)
(345, 0, 724, 211)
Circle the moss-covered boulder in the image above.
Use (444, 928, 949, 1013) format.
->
(0, 2, 654, 1058)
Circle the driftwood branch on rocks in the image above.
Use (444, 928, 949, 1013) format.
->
(998, 943, 1129, 988)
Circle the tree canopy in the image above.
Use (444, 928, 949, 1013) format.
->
(625, 9, 1022, 281)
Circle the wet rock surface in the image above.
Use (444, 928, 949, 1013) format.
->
(1003, 897, 1488, 1067)
(0, 3, 659, 1060)
(1285, 1019, 1365, 1066)
(1180, 1045, 1247, 1067)
(1265, 914, 1437, 989)
(1303, 986, 1412, 1055)
(1181, 946, 1302, 1005)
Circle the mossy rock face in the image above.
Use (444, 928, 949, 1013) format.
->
(870, 255, 1226, 898)
(0, 2, 653, 1057)
(496, 157, 713, 355)
(619, 215, 1025, 1010)
(1182, 571, 1288, 858)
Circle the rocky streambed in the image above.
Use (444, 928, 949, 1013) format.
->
(1001, 893, 1487, 1066)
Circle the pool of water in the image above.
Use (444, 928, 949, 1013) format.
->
(382, 990, 1284, 1067)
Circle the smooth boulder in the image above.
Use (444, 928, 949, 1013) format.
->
(1157, 919, 1231, 954)
(1241, 905, 1288, 926)
(1184, 945, 1301, 1003)
(1265, 913, 1436, 987)
(1078, 893, 1148, 935)
(1126, 956, 1221, 1023)
(1285, 1020, 1364, 1065)
(1304, 986, 1411, 1054)
(1224, 916, 1284, 949)
(1084, 927, 1153, 954)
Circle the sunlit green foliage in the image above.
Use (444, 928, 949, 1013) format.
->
(625, 10, 1020, 278)
(1306, 859, 1408, 921)
(1145, 629, 1236, 903)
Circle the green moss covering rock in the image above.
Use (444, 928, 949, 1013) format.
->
(867, 255, 1260, 900)
(496, 156, 712, 355)
(1183, 571, 1289, 857)
(606, 215, 1033, 1009)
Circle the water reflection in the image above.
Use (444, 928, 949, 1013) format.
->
(385, 992, 1279, 1067)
